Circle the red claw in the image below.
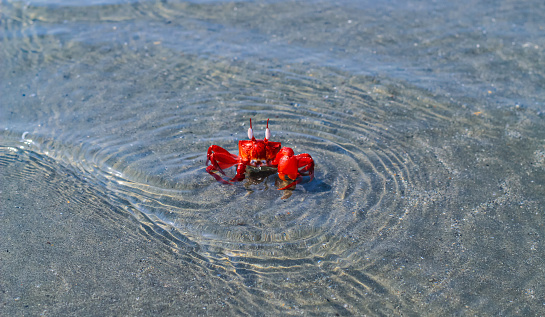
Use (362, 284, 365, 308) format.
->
(274, 148, 315, 190)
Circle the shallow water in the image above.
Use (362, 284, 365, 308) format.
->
(2, 0, 545, 315)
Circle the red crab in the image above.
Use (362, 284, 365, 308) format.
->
(206, 119, 314, 190)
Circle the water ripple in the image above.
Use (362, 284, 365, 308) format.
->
(1, 62, 453, 313)
(1, 11, 472, 308)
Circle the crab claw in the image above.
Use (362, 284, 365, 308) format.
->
(274, 147, 315, 190)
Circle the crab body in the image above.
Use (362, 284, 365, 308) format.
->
(206, 119, 314, 190)
(238, 139, 282, 167)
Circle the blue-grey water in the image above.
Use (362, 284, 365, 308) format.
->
(2, 0, 545, 315)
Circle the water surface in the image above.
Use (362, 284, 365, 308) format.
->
(2, 0, 545, 315)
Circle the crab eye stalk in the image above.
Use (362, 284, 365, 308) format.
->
(248, 118, 254, 140)
(265, 118, 271, 140)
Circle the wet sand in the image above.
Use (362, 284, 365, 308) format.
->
(1, 157, 234, 316)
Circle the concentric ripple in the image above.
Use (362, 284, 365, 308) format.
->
(1, 14, 462, 308)
(2, 58, 449, 277)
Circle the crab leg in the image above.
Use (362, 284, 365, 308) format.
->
(206, 145, 235, 166)
(208, 152, 238, 174)
(230, 163, 247, 182)
(206, 145, 239, 184)
(294, 154, 315, 179)
(206, 165, 232, 185)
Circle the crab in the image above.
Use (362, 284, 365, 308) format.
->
(206, 119, 314, 190)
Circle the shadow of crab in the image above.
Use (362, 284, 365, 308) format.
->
(242, 168, 293, 199)
(301, 178, 331, 193)
(242, 167, 325, 199)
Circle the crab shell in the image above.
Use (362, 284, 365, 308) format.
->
(238, 139, 282, 167)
